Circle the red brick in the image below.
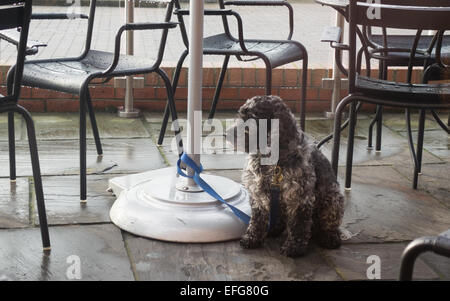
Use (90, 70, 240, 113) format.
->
(284, 69, 299, 87)
(32, 88, 73, 99)
(18, 100, 45, 112)
(219, 87, 239, 100)
(174, 87, 188, 100)
(318, 88, 333, 100)
(145, 72, 160, 86)
(202, 68, 216, 87)
(133, 87, 155, 100)
(256, 68, 268, 87)
(242, 68, 256, 87)
(89, 86, 114, 99)
(278, 88, 301, 101)
(46, 99, 79, 112)
(310, 69, 328, 87)
(238, 87, 266, 100)
(227, 68, 242, 87)
(306, 88, 319, 100)
(272, 69, 284, 87)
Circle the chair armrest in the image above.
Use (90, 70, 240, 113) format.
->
(0, 29, 47, 56)
(224, 0, 294, 40)
(321, 26, 348, 50)
(175, 9, 234, 16)
(321, 26, 341, 43)
(102, 22, 178, 76)
(174, 9, 249, 53)
(31, 13, 89, 20)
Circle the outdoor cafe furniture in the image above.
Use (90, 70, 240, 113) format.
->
(318, 0, 450, 154)
(0, 0, 50, 250)
(327, 0, 450, 189)
(5, 0, 181, 203)
(157, 0, 309, 146)
(399, 229, 450, 281)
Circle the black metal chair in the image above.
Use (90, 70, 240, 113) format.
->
(157, 0, 308, 146)
(7, 0, 181, 203)
(0, 0, 50, 250)
(399, 229, 450, 281)
(358, 10, 450, 152)
(330, 0, 450, 190)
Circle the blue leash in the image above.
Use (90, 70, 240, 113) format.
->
(177, 153, 251, 225)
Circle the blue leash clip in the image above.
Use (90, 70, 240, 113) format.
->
(177, 153, 251, 225)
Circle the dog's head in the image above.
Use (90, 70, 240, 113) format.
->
(226, 95, 301, 159)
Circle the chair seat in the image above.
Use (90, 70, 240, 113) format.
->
(203, 33, 305, 68)
(370, 35, 450, 65)
(356, 75, 450, 104)
(22, 50, 152, 94)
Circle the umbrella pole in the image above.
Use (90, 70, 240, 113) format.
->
(186, 0, 204, 185)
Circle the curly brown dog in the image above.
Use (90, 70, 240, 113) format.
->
(226, 95, 345, 257)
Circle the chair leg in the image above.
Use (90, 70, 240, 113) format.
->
(375, 63, 388, 152)
(79, 92, 87, 203)
(265, 65, 272, 95)
(208, 55, 230, 120)
(344, 100, 358, 190)
(156, 68, 183, 156)
(413, 109, 426, 189)
(18, 105, 51, 250)
(300, 57, 308, 132)
(158, 50, 188, 146)
(331, 95, 357, 176)
(405, 109, 419, 188)
(375, 105, 383, 152)
(85, 90, 103, 156)
(8, 112, 16, 181)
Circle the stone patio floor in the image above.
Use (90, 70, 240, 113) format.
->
(0, 111, 449, 281)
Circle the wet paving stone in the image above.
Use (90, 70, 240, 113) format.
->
(31, 174, 119, 226)
(420, 251, 450, 280)
(0, 224, 134, 281)
(124, 233, 340, 281)
(322, 243, 439, 280)
(0, 178, 30, 228)
(317, 118, 442, 167)
(397, 129, 449, 162)
(393, 163, 450, 209)
(31, 112, 149, 140)
(339, 166, 450, 243)
(0, 115, 24, 141)
(383, 113, 443, 132)
(0, 138, 166, 177)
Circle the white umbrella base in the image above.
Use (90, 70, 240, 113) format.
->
(108, 167, 251, 243)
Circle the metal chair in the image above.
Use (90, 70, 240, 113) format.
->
(7, 0, 181, 203)
(399, 229, 450, 281)
(157, 0, 309, 146)
(358, 4, 450, 152)
(0, 0, 50, 250)
(330, 0, 450, 190)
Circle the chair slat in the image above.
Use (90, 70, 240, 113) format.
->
(0, 6, 25, 30)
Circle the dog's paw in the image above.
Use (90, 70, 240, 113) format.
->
(315, 230, 342, 249)
(280, 241, 308, 257)
(240, 234, 263, 249)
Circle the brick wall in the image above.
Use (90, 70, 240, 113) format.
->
(0, 64, 429, 113)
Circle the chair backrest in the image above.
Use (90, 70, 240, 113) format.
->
(1, 0, 32, 100)
(348, 0, 450, 91)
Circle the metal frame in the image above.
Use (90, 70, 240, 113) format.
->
(0, 0, 50, 251)
(330, 0, 450, 190)
(399, 231, 450, 281)
(7, 0, 182, 202)
(157, 0, 309, 146)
